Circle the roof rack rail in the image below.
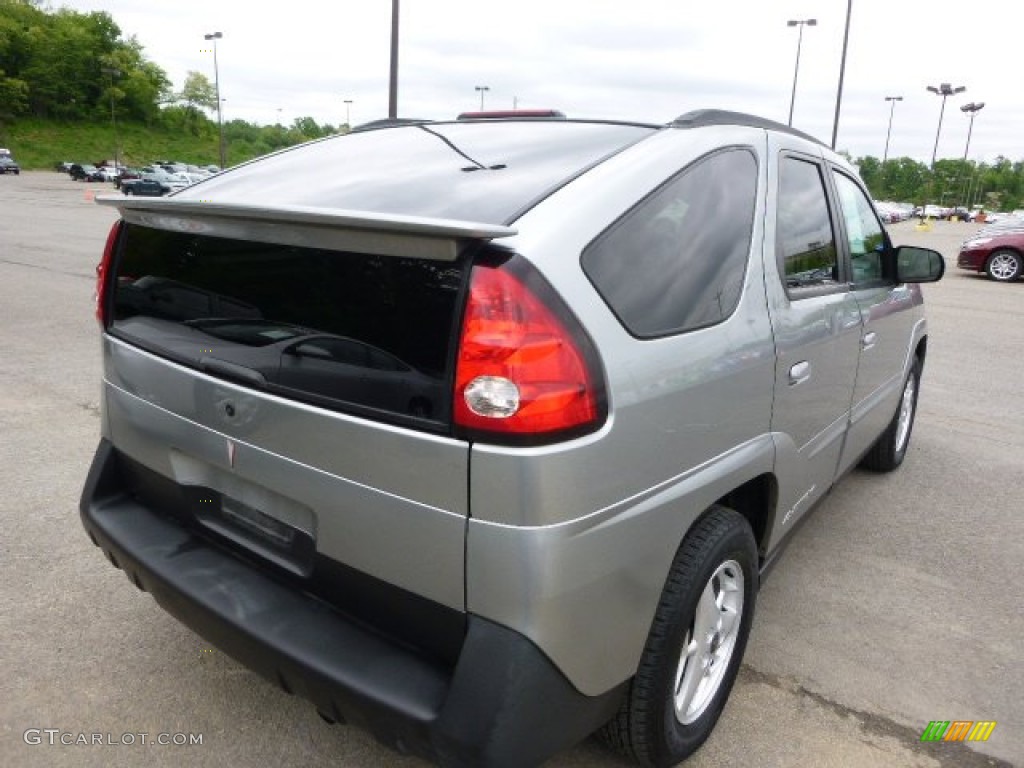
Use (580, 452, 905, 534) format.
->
(350, 117, 433, 133)
(671, 109, 825, 147)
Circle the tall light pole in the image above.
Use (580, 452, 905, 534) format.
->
(204, 32, 226, 168)
(882, 95, 902, 164)
(786, 18, 816, 126)
(388, 0, 399, 118)
(926, 82, 965, 168)
(100, 66, 120, 170)
(343, 99, 353, 130)
(831, 0, 852, 149)
(475, 85, 490, 111)
(960, 102, 985, 161)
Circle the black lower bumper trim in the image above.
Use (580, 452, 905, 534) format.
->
(80, 439, 625, 766)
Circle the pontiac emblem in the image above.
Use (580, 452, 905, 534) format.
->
(226, 439, 237, 468)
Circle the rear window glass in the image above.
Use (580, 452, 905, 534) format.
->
(110, 225, 466, 427)
(582, 148, 758, 337)
(183, 121, 656, 224)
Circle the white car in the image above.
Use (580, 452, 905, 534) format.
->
(97, 166, 123, 182)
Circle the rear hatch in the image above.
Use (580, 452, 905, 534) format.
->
(94, 119, 656, 662)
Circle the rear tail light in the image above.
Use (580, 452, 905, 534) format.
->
(454, 255, 606, 443)
(95, 219, 123, 326)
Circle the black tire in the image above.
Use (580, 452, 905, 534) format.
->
(599, 505, 757, 767)
(985, 249, 1022, 282)
(860, 357, 920, 472)
(122, 186, 132, 195)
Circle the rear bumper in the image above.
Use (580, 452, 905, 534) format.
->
(80, 439, 623, 767)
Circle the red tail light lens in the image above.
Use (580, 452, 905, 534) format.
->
(95, 219, 123, 326)
(454, 256, 606, 442)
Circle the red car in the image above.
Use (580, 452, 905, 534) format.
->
(957, 223, 1024, 282)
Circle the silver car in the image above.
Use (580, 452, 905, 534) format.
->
(81, 110, 943, 767)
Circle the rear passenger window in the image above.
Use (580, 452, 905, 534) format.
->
(778, 157, 840, 294)
(582, 149, 757, 338)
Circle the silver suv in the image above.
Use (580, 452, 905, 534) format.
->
(81, 110, 944, 767)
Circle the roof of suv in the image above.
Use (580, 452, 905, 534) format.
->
(165, 119, 660, 225)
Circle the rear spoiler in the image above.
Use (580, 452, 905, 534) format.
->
(95, 196, 517, 261)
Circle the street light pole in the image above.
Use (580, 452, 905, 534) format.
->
(388, 0, 399, 118)
(475, 85, 490, 111)
(960, 102, 985, 161)
(100, 66, 120, 170)
(786, 19, 816, 126)
(343, 99, 353, 130)
(204, 32, 226, 168)
(926, 82, 966, 168)
(831, 0, 852, 150)
(882, 95, 902, 165)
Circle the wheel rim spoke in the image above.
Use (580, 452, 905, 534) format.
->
(673, 560, 745, 725)
(695, 581, 721, 639)
(673, 633, 704, 721)
(895, 374, 915, 452)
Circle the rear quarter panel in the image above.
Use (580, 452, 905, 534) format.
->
(466, 126, 779, 694)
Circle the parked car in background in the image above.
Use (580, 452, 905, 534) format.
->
(162, 171, 193, 191)
(176, 169, 209, 185)
(958, 223, 1024, 281)
(914, 204, 949, 219)
(82, 110, 945, 768)
(119, 173, 170, 197)
(121, 169, 191, 196)
(114, 168, 142, 189)
(69, 164, 106, 182)
(97, 165, 122, 182)
(55, 161, 74, 173)
(0, 156, 20, 175)
(875, 201, 912, 224)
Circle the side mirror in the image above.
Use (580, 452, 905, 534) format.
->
(894, 245, 945, 283)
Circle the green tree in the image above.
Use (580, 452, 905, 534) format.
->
(179, 71, 216, 113)
(857, 156, 881, 193)
(0, 69, 29, 117)
(172, 71, 216, 135)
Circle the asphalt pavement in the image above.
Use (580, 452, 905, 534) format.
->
(1, 172, 1021, 768)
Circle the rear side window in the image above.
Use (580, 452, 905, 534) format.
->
(582, 148, 758, 338)
(110, 225, 466, 427)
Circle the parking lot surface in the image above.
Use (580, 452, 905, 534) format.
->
(2, 172, 1021, 767)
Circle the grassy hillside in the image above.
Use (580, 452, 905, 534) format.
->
(0, 118, 272, 170)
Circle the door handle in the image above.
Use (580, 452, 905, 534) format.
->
(788, 361, 811, 386)
(862, 331, 877, 351)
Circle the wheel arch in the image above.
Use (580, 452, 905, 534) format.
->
(716, 473, 778, 563)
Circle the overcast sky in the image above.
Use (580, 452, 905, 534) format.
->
(58, 0, 1023, 165)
